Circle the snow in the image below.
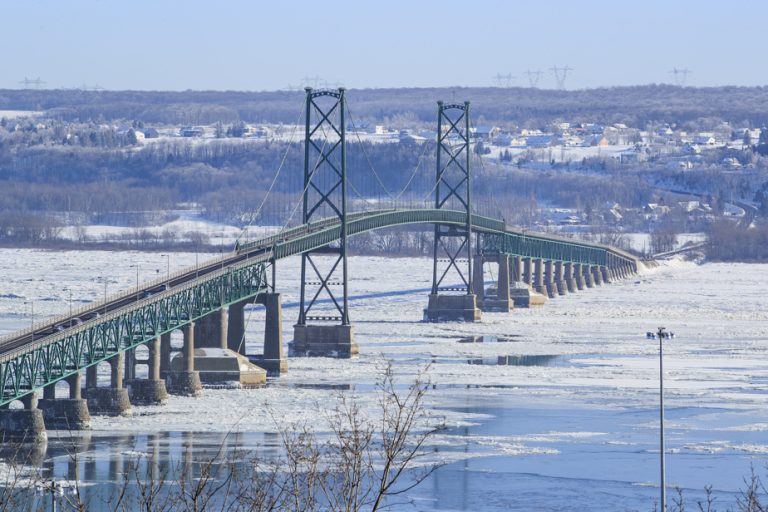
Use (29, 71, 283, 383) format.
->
(1, 249, 767, 508)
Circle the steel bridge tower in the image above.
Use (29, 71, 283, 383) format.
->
(425, 101, 481, 322)
(291, 87, 357, 357)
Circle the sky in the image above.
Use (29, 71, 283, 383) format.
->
(2, 0, 766, 91)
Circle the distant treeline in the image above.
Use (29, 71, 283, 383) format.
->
(4, 85, 768, 127)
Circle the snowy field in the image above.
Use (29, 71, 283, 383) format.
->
(1, 249, 768, 510)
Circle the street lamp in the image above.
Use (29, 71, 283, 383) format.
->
(24, 301, 34, 341)
(160, 254, 170, 286)
(647, 326, 674, 512)
(35, 478, 73, 512)
(63, 288, 73, 319)
(129, 264, 140, 302)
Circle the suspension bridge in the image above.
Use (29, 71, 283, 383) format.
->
(0, 88, 641, 442)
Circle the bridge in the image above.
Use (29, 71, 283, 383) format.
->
(0, 89, 641, 442)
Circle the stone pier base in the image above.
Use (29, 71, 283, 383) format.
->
(424, 294, 481, 322)
(290, 324, 358, 358)
(0, 409, 47, 443)
(250, 356, 289, 376)
(38, 399, 91, 430)
(126, 379, 169, 405)
(565, 278, 577, 293)
(85, 388, 131, 416)
(555, 280, 568, 295)
(480, 297, 513, 312)
(166, 371, 203, 396)
(545, 282, 558, 298)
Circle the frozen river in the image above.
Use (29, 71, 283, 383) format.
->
(1, 249, 767, 510)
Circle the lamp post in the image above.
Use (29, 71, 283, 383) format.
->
(24, 301, 34, 341)
(129, 264, 140, 302)
(649, 326, 673, 512)
(161, 254, 170, 286)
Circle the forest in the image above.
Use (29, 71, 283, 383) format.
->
(3, 84, 768, 128)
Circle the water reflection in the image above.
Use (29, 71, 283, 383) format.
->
(467, 355, 563, 366)
(458, 335, 518, 343)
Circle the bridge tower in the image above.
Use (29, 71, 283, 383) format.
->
(425, 101, 481, 322)
(291, 87, 358, 357)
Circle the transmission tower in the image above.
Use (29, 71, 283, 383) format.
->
(492, 73, 514, 88)
(549, 66, 573, 90)
(18, 77, 46, 89)
(525, 69, 543, 88)
(670, 67, 691, 86)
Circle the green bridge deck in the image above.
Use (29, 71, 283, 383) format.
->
(0, 208, 639, 406)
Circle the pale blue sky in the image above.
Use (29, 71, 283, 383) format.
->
(2, 0, 765, 91)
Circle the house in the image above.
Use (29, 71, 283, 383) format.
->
(180, 126, 204, 137)
(472, 125, 500, 141)
(525, 134, 553, 148)
(694, 134, 716, 145)
(722, 157, 741, 169)
(143, 128, 160, 139)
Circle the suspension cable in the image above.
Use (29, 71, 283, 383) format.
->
(235, 96, 307, 245)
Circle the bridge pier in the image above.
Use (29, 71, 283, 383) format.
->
(592, 265, 603, 286)
(227, 300, 247, 354)
(564, 263, 577, 293)
(583, 265, 595, 288)
(0, 392, 47, 443)
(292, 324, 357, 358)
(472, 256, 485, 304)
(544, 260, 558, 298)
(194, 309, 229, 349)
(167, 323, 202, 396)
(86, 353, 132, 416)
(512, 256, 523, 283)
(554, 261, 567, 296)
(601, 266, 611, 284)
(533, 258, 546, 295)
(479, 254, 513, 312)
(39, 373, 91, 430)
(126, 337, 169, 405)
(523, 257, 533, 286)
(160, 333, 172, 380)
(250, 293, 288, 375)
(573, 263, 585, 290)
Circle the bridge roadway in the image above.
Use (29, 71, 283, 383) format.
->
(0, 208, 640, 407)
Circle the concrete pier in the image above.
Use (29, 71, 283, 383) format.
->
(39, 373, 91, 430)
(194, 309, 229, 349)
(472, 257, 485, 304)
(511, 256, 523, 283)
(544, 260, 558, 298)
(291, 324, 358, 358)
(601, 266, 611, 284)
(86, 353, 131, 416)
(424, 293, 481, 322)
(250, 293, 288, 375)
(523, 257, 533, 286)
(592, 265, 603, 286)
(159, 333, 172, 380)
(533, 258, 546, 295)
(564, 262, 577, 293)
(167, 323, 202, 396)
(126, 337, 168, 405)
(0, 392, 47, 443)
(482, 254, 513, 312)
(574, 263, 585, 290)
(554, 261, 567, 296)
(227, 300, 247, 354)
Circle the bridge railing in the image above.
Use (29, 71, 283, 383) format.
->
(0, 250, 240, 350)
(0, 249, 273, 364)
